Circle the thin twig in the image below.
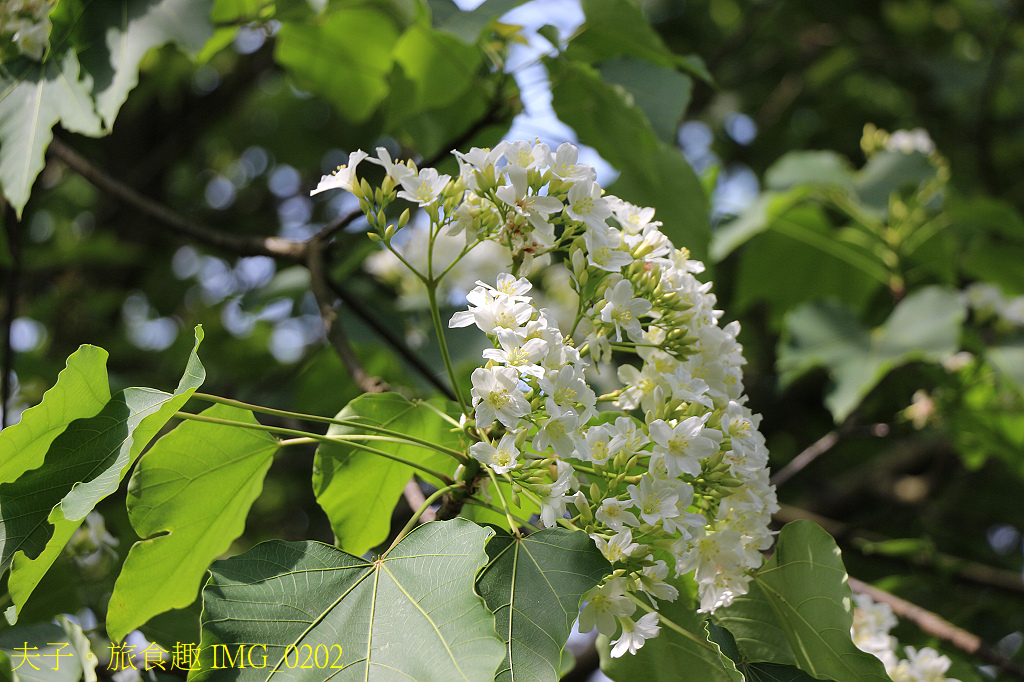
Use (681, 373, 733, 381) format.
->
(775, 504, 1024, 595)
(1, 202, 18, 429)
(47, 137, 308, 263)
(770, 422, 889, 488)
(849, 577, 1024, 680)
(307, 234, 387, 394)
(403, 479, 436, 523)
(325, 277, 457, 401)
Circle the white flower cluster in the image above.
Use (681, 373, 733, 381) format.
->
(852, 593, 960, 682)
(963, 282, 1024, 327)
(1, 0, 54, 61)
(317, 139, 778, 657)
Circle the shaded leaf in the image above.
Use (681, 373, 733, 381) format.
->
(715, 521, 890, 681)
(432, 0, 530, 43)
(79, 0, 215, 130)
(107, 403, 279, 642)
(765, 151, 854, 192)
(313, 393, 462, 555)
(0, 51, 102, 217)
(708, 622, 826, 682)
(477, 528, 609, 681)
(391, 24, 479, 114)
(568, 0, 676, 68)
(0, 622, 89, 682)
(193, 519, 504, 682)
(778, 287, 965, 422)
(598, 58, 691, 145)
(854, 150, 935, 215)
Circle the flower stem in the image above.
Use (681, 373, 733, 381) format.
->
(173, 411, 453, 484)
(627, 593, 718, 652)
(192, 393, 467, 463)
(383, 483, 460, 556)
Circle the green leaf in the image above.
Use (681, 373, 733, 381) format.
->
(547, 59, 708, 260)
(4, 328, 206, 624)
(476, 528, 610, 682)
(192, 519, 504, 682)
(854, 150, 936, 215)
(599, 597, 743, 681)
(313, 393, 462, 555)
(79, 0, 215, 130)
(714, 521, 891, 681)
(391, 24, 479, 114)
(732, 205, 885, 326)
(0, 51, 102, 217)
(708, 622, 826, 681)
(275, 8, 400, 122)
(0, 345, 110, 485)
(568, 0, 677, 68)
(597, 58, 692, 145)
(778, 287, 965, 422)
(461, 479, 540, 528)
(988, 335, 1024, 397)
(106, 403, 279, 642)
(764, 151, 854, 192)
(433, 0, 531, 43)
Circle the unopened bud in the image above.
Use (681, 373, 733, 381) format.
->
(398, 208, 411, 228)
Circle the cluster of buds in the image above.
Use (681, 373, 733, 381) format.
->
(313, 140, 778, 656)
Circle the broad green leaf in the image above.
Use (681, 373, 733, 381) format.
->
(54, 616, 97, 682)
(275, 8, 400, 122)
(547, 59, 709, 260)
(854, 149, 935, 215)
(708, 622, 826, 682)
(988, 336, 1024, 397)
(79, 0, 215, 130)
(732, 205, 885, 326)
(568, 0, 676, 68)
(0, 651, 11, 682)
(597, 58, 691, 145)
(0, 51, 102, 217)
(599, 598, 742, 682)
(107, 403, 279, 642)
(192, 519, 504, 682)
(313, 393, 462, 555)
(714, 521, 891, 681)
(4, 329, 206, 623)
(0, 345, 110, 485)
(432, 0, 530, 43)
(764, 151, 854, 191)
(476, 528, 610, 682)
(778, 286, 965, 422)
(391, 24, 479, 114)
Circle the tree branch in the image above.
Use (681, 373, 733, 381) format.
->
(47, 137, 308, 263)
(1, 202, 19, 429)
(770, 422, 889, 488)
(325, 277, 458, 402)
(307, 234, 387, 394)
(849, 577, 1024, 679)
(775, 504, 1024, 595)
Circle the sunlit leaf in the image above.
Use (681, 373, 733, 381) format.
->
(107, 403, 279, 642)
(192, 519, 504, 682)
(477, 528, 609, 681)
(0, 345, 110, 485)
(3, 329, 206, 624)
(313, 393, 462, 555)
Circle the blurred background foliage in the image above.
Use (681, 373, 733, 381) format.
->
(3, 0, 1024, 679)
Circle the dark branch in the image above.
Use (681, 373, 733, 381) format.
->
(47, 138, 308, 263)
(307, 235, 387, 395)
(1, 202, 19, 429)
(849, 577, 1024, 680)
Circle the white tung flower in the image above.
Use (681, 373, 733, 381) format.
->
(469, 433, 520, 474)
(470, 366, 531, 428)
(600, 279, 652, 342)
(579, 578, 634, 637)
(311, 151, 368, 195)
(610, 612, 660, 658)
(398, 168, 451, 206)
